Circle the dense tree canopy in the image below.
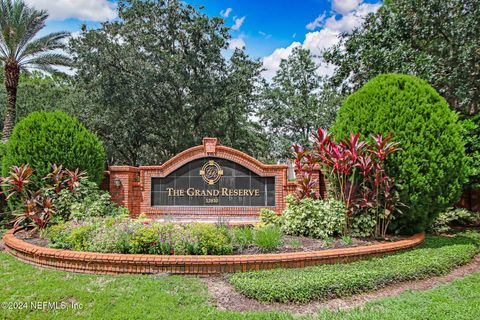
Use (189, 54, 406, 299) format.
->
(68, 0, 268, 165)
(260, 47, 341, 159)
(324, 0, 480, 114)
(0, 72, 72, 129)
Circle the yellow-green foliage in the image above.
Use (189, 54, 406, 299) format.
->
(2, 111, 106, 185)
(333, 74, 466, 233)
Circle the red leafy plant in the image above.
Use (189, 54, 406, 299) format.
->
(292, 145, 319, 200)
(292, 128, 403, 238)
(1, 164, 87, 230)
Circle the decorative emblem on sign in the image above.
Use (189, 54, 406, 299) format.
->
(199, 160, 223, 185)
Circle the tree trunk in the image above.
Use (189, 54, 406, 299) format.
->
(2, 60, 20, 143)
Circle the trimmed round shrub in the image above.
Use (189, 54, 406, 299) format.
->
(332, 74, 466, 233)
(2, 111, 106, 185)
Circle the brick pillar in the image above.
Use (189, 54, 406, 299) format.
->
(108, 166, 140, 215)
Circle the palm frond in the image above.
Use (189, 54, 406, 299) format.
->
(0, 0, 48, 58)
(21, 52, 73, 68)
(18, 31, 70, 60)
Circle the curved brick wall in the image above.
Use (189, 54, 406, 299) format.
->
(3, 229, 424, 275)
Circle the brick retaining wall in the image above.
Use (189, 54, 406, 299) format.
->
(3, 229, 424, 275)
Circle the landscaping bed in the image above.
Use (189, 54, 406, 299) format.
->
(227, 232, 480, 303)
(14, 219, 408, 256)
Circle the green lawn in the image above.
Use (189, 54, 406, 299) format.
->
(1, 237, 479, 319)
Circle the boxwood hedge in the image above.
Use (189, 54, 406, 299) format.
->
(228, 232, 480, 303)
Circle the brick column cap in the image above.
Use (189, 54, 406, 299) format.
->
(203, 137, 219, 154)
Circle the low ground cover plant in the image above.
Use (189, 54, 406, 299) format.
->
(46, 218, 285, 255)
(228, 231, 480, 303)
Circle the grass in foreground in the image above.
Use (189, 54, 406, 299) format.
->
(318, 271, 480, 320)
(228, 232, 480, 303)
(0, 232, 479, 319)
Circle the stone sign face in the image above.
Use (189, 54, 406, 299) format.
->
(151, 157, 275, 207)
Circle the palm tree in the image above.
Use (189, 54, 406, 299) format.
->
(0, 0, 71, 142)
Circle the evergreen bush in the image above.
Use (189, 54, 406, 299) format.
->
(2, 111, 106, 186)
(332, 74, 466, 233)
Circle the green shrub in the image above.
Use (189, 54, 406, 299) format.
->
(351, 211, 377, 237)
(228, 232, 480, 303)
(3, 111, 106, 186)
(129, 224, 162, 254)
(65, 224, 96, 251)
(253, 224, 282, 252)
(429, 208, 479, 234)
(230, 226, 254, 251)
(46, 180, 128, 222)
(259, 208, 282, 226)
(332, 74, 467, 233)
(188, 223, 233, 255)
(282, 194, 345, 239)
(45, 221, 71, 249)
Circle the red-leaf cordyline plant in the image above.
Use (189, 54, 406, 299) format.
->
(292, 144, 318, 200)
(44, 164, 66, 193)
(2, 164, 86, 230)
(294, 128, 402, 238)
(0, 164, 33, 200)
(44, 164, 87, 192)
(12, 191, 54, 230)
(65, 168, 87, 191)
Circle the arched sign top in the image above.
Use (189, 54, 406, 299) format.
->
(150, 157, 276, 207)
(139, 137, 287, 177)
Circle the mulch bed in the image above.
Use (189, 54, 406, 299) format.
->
(236, 234, 406, 254)
(13, 228, 408, 255)
(202, 254, 480, 315)
(14, 229, 50, 247)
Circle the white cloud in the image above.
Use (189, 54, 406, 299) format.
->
(231, 16, 246, 31)
(228, 37, 245, 50)
(262, 42, 301, 79)
(306, 12, 326, 30)
(332, 0, 363, 15)
(325, 3, 381, 32)
(262, 2, 381, 80)
(25, 0, 117, 21)
(302, 29, 341, 56)
(220, 7, 233, 18)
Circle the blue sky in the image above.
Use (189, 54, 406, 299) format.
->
(27, 0, 382, 78)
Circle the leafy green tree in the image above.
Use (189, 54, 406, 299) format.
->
(214, 48, 270, 161)
(324, 0, 480, 114)
(462, 114, 480, 189)
(260, 47, 341, 159)
(0, 0, 71, 142)
(333, 74, 467, 233)
(69, 0, 267, 165)
(0, 72, 73, 128)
